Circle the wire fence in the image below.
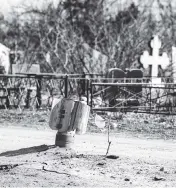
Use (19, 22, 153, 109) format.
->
(0, 73, 103, 110)
(0, 73, 176, 115)
(90, 77, 176, 115)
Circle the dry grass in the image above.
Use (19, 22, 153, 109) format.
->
(0, 109, 50, 130)
(0, 109, 176, 139)
(88, 112, 176, 139)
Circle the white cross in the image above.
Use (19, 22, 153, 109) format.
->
(140, 36, 169, 83)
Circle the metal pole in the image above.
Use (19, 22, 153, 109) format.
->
(25, 89, 31, 108)
(150, 87, 152, 111)
(36, 75, 42, 109)
(64, 75, 68, 98)
(86, 79, 90, 105)
(90, 81, 93, 108)
(82, 72, 86, 95)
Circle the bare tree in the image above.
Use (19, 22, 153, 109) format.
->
(3, 0, 174, 74)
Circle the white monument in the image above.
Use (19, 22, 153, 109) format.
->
(140, 35, 170, 84)
(0, 43, 10, 74)
(82, 43, 108, 73)
(12, 63, 40, 74)
(172, 46, 176, 83)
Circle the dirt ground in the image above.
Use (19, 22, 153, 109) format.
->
(0, 127, 176, 187)
(0, 110, 176, 187)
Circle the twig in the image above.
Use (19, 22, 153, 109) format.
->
(42, 166, 71, 176)
(0, 164, 20, 171)
(106, 115, 112, 156)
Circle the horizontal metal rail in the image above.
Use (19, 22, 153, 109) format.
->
(92, 107, 176, 115)
(91, 83, 176, 90)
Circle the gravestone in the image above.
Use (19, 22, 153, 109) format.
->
(0, 43, 10, 74)
(105, 68, 126, 106)
(140, 35, 169, 84)
(82, 43, 108, 74)
(172, 46, 176, 83)
(126, 69, 143, 78)
(12, 63, 40, 74)
(126, 69, 143, 100)
(107, 68, 126, 81)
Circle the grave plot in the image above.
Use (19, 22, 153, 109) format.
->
(104, 68, 126, 107)
(90, 36, 176, 115)
(90, 77, 176, 115)
(0, 73, 103, 110)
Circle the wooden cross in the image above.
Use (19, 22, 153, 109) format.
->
(140, 36, 169, 82)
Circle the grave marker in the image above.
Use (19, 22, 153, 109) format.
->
(12, 63, 40, 74)
(126, 69, 143, 99)
(0, 43, 10, 74)
(140, 35, 169, 84)
(172, 46, 176, 83)
(105, 68, 126, 106)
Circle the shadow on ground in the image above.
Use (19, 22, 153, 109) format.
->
(0, 144, 56, 157)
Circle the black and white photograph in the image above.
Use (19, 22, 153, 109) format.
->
(0, 0, 176, 187)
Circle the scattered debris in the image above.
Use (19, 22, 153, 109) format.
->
(42, 166, 71, 176)
(0, 164, 19, 171)
(76, 154, 84, 158)
(106, 155, 119, 159)
(159, 118, 166, 123)
(160, 167, 164, 172)
(110, 122, 117, 129)
(38, 119, 46, 122)
(97, 161, 106, 166)
(153, 176, 165, 181)
(165, 125, 173, 129)
(94, 114, 106, 129)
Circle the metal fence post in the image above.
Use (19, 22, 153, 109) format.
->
(25, 89, 31, 109)
(82, 72, 86, 95)
(6, 89, 10, 109)
(86, 79, 90, 105)
(90, 81, 93, 108)
(36, 75, 42, 109)
(64, 75, 68, 98)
